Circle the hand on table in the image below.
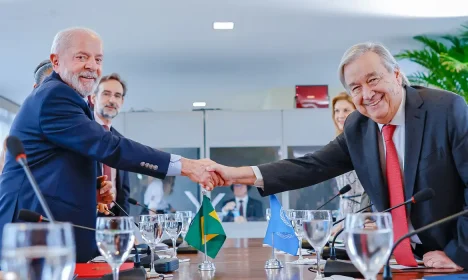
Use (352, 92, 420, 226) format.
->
(97, 203, 111, 215)
(423, 250, 463, 270)
(222, 201, 236, 212)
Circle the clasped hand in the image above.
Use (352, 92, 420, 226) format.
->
(181, 158, 233, 190)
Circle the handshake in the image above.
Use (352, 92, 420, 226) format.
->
(180, 158, 257, 191)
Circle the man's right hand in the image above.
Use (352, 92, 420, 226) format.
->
(204, 164, 257, 191)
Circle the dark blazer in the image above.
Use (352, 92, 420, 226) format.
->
(257, 86, 468, 268)
(0, 71, 171, 263)
(222, 197, 264, 222)
(109, 127, 130, 216)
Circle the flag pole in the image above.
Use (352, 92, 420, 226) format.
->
(198, 191, 215, 271)
(204, 233, 208, 263)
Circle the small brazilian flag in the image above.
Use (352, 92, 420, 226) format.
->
(185, 195, 226, 258)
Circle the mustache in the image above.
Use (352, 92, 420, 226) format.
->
(104, 103, 117, 110)
(78, 71, 99, 79)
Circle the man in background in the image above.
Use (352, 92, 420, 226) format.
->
(33, 60, 53, 88)
(221, 184, 263, 222)
(90, 73, 130, 216)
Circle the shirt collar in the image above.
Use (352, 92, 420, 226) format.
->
(235, 196, 248, 204)
(94, 111, 112, 129)
(377, 88, 406, 131)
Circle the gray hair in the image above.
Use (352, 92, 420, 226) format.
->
(34, 59, 53, 85)
(50, 27, 101, 54)
(338, 42, 410, 90)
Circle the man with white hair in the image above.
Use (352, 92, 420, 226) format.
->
(0, 27, 223, 263)
(204, 42, 468, 270)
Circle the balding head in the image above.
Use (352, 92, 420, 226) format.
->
(50, 27, 103, 98)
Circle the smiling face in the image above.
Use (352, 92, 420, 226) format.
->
(343, 51, 403, 124)
(93, 79, 124, 120)
(334, 99, 355, 131)
(50, 31, 103, 98)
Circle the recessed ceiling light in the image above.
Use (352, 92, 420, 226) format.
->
(193, 102, 206, 107)
(213, 22, 234, 30)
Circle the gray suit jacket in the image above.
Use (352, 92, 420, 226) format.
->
(258, 86, 468, 268)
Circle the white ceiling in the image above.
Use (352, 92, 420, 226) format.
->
(1, 0, 467, 111)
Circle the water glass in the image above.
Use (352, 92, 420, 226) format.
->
(139, 215, 164, 274)
(303, 210, 332, 279)
(1, 222, 76, 280)
(286, 209, 309, 264)
(96, 217, 135, 280)
(176, 211, 193, 247)
(164, 213, 183, 258)
(344, 213, 393, 280)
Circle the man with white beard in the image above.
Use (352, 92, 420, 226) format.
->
(0, 27, 223, 263)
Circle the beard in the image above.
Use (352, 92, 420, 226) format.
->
(98, 103, 119, 119)
(61, 69, 100, 98)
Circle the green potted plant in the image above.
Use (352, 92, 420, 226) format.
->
(395, 24, 468, 102)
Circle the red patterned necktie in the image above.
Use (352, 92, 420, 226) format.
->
(382, 124, 417, 267)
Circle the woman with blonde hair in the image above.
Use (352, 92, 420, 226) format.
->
(331, 93, 371, 235)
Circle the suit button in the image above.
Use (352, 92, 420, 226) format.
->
(149, 164, 154, 169)
(140, 162, 145, 167)
(153, 165, 158, 170)
(145, 163, 150, 168)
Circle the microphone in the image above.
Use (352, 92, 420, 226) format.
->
(7, 136, 55, 223)
(324, 189, 435, 277)
(317, 184, 352, 210)
(128, 198, 158, 215)
(18, 209, 147, 277)
(383, 208, 468, 280)
(18, 209, 95, 232)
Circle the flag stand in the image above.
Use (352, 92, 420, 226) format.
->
(264, 232, 283, 269)
(198, 234, 216, 271)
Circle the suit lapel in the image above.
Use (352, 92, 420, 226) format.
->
(403, 86, 426, 214)
(362, 120, 388, 211)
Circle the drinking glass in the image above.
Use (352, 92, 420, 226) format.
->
(1, 222, 76, 280)
(344, 213, 393, 280)
(164, 213, 183, 258)
(96, 217, 135, 280)
(176, 211, 193, 247)
(303, 210, 332, 279)
(139, 215, 164, 274)
(286, 209, 309, 264)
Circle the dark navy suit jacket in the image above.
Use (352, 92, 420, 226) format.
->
(0, 72, 170, 262)
(258, 86, 468, 268)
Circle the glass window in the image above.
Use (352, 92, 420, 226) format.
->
(209, 147, 281, 222)
(287, 146, 339, 211)
(128, 148, 200, 219)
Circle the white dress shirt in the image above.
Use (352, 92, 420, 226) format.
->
(251, 89, 421, 244)
(94, 113, 117, 204)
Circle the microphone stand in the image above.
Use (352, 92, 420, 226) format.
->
(383, 209, 468, 280)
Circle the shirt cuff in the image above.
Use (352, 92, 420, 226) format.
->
(166, 154, 182, 176)
(250, 166, 264, 188)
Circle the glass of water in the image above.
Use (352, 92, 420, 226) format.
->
(96, 217, 135, 280)
(176, 211, 193, 247)
(1, 222, 76, 280)
(139, 215, 164, 274)
(344, 213, 393, 280)
(303, 210, 332, 279)
(287, 209, 309, 264)
(164, 213, 183, 258)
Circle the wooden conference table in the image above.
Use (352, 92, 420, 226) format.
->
(0, 238, 461, 279)
(98, 238, 462, 280)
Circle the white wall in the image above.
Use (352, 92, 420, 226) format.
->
(118, 108, 336, 237)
